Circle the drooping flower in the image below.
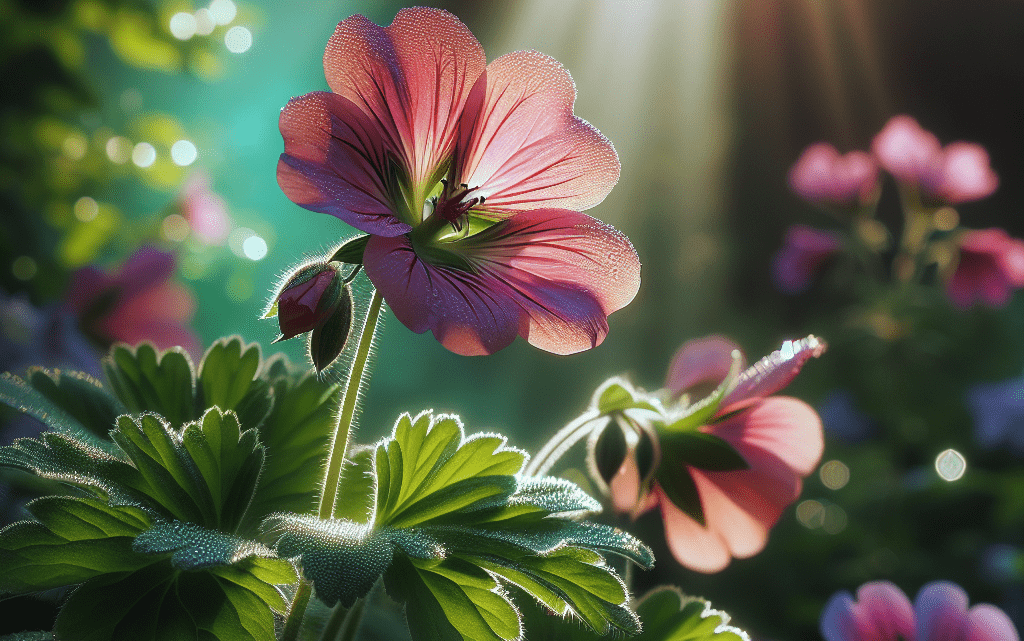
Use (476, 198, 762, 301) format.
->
(612, 335, 826, 573)
(872, 115, 999, 205)
(820, 580, 1019, 641)
(772, 225, 844, 294)
(946, 228, 1024, 309)
(277, 8, 640, 355)
(966, 376, 1024, 454)
(64, 246, 200, 359)
(789, 142, 879, 210)
(268, 261, 355, 372)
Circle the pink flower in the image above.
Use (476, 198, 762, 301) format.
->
(64, 247, 200, 359)
(180, 174, 231, 245)
(872, 115, 998, 205)
(821, 580, 1019, 641)
(277, 8, 639, 355)
(789, 143, 879, 209)
(614, 335, 826, 573)
(946, 228, 1024, 309)
(771, 225, 843, 294)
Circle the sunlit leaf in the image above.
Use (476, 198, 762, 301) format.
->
(103, 343, 196, 428)
(197, 336, 271, 430)
(0, 372, 111, 450)
(595, 379, 660, 415)
(26, 368, 125, 441)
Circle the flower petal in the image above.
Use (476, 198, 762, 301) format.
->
(710, 397, 825, 476)
(456, 50, 619, 215)
(322, 8, 486, 188)
(820, 591, 863, 641)
(363, 209, 639, 355)
(720, 335, 826, 412)
(872, 115, 941, 185)
(820, 582, 915, 641)
(664, 335, 743, 397)
(915, 581, 969, 641)
(655, 486, 731, 573)
(278, 91, 410, 237)
(966, 604, 1020, 641)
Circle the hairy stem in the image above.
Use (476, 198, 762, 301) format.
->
(320, 595, 367, 641)
(525, 410, 605, 477)
(281, 580, 312, 641)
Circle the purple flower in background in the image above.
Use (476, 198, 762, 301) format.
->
(772, 225, 843, 294)
(789, 143, 879, 209)
(64, 246, 200, 360)
(967, 376, 1024, 454)
(946, 228, 1024, 310)
(818, 390, 876, 444)
(821, 580, 1019, 641)
(872, 115, 999, 205)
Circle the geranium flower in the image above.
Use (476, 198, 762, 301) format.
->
(821, 580, 1019, 641)
(64, 246, 200, 359)
(872, 115, 998, 205)
(946, 228, 1024, 309)
(771, 225, 843, 294)
(277, 8, 640, 355)
(789, 142, 879, 209)
(612, 335, 825, 573)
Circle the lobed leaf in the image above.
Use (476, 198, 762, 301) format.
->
(0, 373, 111, 451)
(633, 588, 749, 640)
(26, 368, 126, 442)
(103, 343, 197, 428)
(197, 337, 266, 425)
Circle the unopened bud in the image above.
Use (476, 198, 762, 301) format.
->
(309, 286, 353, 373)
(273, 262, 343, 341)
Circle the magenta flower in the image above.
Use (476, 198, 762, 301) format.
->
(789, 143, 879, 209)
(274, 263, 344, 341)
(613, 335, 826, 573)
(821, 580, 1019, 641)
(277, 8, 639, 355)
(872, 115, 998, 205)
(64, 246, 200, 359)
(946, 228, 1024, 309)
(772, 225, 843, 294)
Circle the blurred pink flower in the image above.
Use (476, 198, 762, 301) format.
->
(772, 225, 843, 294)
(946, 228, 1024, 309)
(64, 247, 200, 359)
(614, 335, 826, 573)
(872, 115, 998, 205)
(821, 580, 1019, 641)
(789, 143, 879, 209)
(277, 8, 639, 355)
(181, 174, 231, 245)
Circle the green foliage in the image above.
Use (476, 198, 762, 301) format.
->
(268, 411, 654, 640)
(662, 352, 742, 433)
(595, 379, 660, 414)
(103, 344, 196, 428)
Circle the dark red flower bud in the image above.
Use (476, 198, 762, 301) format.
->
(275, 263, 343, 341)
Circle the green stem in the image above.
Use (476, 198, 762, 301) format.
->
(319, 287, 384, 519)
(320, 596, 367, 641)
(524, 409, 604, 477)
(281, 580, 312, 641)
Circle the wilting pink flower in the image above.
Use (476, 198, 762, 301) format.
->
(277, 8, 639, 355)
(789, 143, 879, 209)
(64, 247, 200, 359)
(772, 225, 843, 294)
(821, 580, 1019, 641)
(614, 335, 826, 573)
(180, 174, 231, 245)
(872, 115, 998, 205)
(946, 228, 1024, 309)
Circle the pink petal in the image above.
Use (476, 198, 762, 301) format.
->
(928, 142, 998, 204)
(966, 604, 1020, 641)
(915, 581, 969, 641)
(821, 592, 865, 641)
(609, 454, 642, 515)
(709, 397, 825, 476)
(789, 143, 879, 208)
(719, 335, 827, 412)
(278, 91, 410, 237)
(455, 50, 619, 215)
(322, 9, 486, 189)
(664, 335, 743, 397)
(821, 582, 916, 641)
(364, 209, 639, 355)
(655, 486, 731, 573)
(872, 115, 941, 185)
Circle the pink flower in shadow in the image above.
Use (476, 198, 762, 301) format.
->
(821, 580, 1019, 641)
(946, 228, 1024, 309)
(277, 8, 639, 355)
(614, 335, 826, 573)
(789, 143, 879, 209)
(772, 225, 843, 294)
(64, 247, 200, 359)
(872, 115, 998, 205)
(181, 174, 231, 245)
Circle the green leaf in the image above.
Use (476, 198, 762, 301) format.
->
(0, 373, 111, 450)
(103, 344, 197, 428)
(333, 447, 377, 521)
(133, 520, 285, 573)
(657, 431, 748, 472)
(634, 588, 748, 640)
(26, 368, 126, 441)
(595, 379, 660, 414)
(197, 337, 262, 418)
(329, 234, 370, 264)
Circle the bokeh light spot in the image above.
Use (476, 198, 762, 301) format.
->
(194, 8, 215, 36)
(242, 235, 267, 260)
(12, 256, 37, 281)
(225, 26, 252, 53)
(822, 504, 848, 534)
(105, 136, 131, 164)
(819, 460, 850, 490)
(171, 140, 198, 166)
(936, 448, 966, 481)
(132, 142, 156, 168)
(63, 134, 87, 160)
(934, 207, 960, 231)
(209, 0, 237, 25)
(796, 500, 824, 528)
(162, 214, 190, 242)
(73, 196, 99, 222)
(169, 12, 197, 40)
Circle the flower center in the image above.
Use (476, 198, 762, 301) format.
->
(432, 179, 485, 232)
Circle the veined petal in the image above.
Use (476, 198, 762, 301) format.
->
(322, 9, 486, 190)
(278, 91, 411, 237)
(664, 335, 743, 397)
(709, 397, 824, 476)
(363, 209, 639, 355)
(719, 335, 826, 412)
(915, 582, 969, 641)
(456, 50, 619, 215)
